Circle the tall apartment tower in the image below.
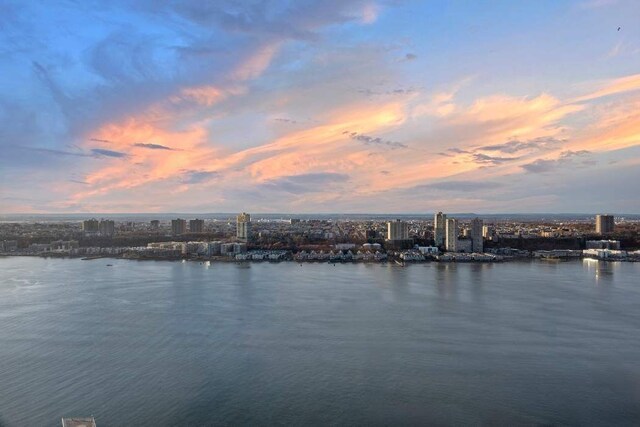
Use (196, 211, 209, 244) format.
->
(99, 219, 115, 236)
(434, 212, 447, 247)
(595, 214, 615, 234)
(387, 219, 409, 241)
(171, 218, 187, 235)
(470, 217, 483, 253)
(189, 219, 204, 233)
(445, 218, 459, 252)
(237, 212, 251, 241)
(82, 218, 99, 234)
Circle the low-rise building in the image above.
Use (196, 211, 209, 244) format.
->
(586, 240, 621, 250)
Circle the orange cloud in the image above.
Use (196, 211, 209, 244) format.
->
(573, 99, 640, 152)
(231, 42, 282, 81)
(63, 70, 640, 212)
(174, 86, 225, 106)
(70, 117, 216, 203)
(573, 73, 640, 102)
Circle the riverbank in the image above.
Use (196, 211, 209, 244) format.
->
(2, 252, 637, 263)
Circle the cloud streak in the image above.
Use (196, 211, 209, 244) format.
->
(343, 131, 407, 149)
(90, 148, 128, 158)
(134, 143, 176, 151)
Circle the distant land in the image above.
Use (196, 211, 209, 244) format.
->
(2, 213, 640, 222)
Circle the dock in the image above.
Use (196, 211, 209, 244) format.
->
(62, 417, 96, 427)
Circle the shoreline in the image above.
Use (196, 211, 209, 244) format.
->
(1, 253, 636, 263)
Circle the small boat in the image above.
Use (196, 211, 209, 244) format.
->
(106, 264, 113, 267)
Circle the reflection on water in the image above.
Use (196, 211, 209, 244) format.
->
(582, 258, 618, 282)
(0, 257, 639, 426)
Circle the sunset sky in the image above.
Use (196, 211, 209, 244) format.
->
(1, 0, 639, 214)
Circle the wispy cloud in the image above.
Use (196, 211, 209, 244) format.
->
(521, 150, 591, 173)
(343, 131, 407, 149)
(90, 148, 128, 158)
(134, 143, 175, 151)
(471, 153, 520, 165)
(478, 137, 566, 154)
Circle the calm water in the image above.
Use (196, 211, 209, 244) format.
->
(1, 257, 639, 426)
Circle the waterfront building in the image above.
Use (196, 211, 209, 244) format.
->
(189, 218, 204, 233)
(206, 241, 222, 256)
(595, 214, 615, 234)
(220, 243, 236, 255)
(445, 218, 458, 252)
(82, 218, 99, 234)
(99, 219, 115, 236)
(434, 212, 447, 247)
(456, 237, 472, 253)
(0, 240, 18, 252)
(51, 240, 79, 251)
(362, 243, 382, 251)
(1, 240, 18, 252)
(237, 212, 251, 241)
(29, 243, 51, 252)
(171, 218, 187, 235)
(586, 240, 621, 250)
(471, 217, 484, 253)
(417, 246, 439, 255)
(583, 248, 627, 260)
(387, 219, 409, 241)
(386, 219, 412, 249)
(335, 243, 356, 250)
(482, 225, 494, 239)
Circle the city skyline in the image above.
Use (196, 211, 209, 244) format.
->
(1, 0, 640, 214)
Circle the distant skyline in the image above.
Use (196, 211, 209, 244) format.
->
(1, 0, 639, 214)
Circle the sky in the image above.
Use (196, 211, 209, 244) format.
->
(1, 0, 639, 214)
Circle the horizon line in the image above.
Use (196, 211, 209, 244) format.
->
(1, 212, 637, 217)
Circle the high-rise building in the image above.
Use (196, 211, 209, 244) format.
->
(189, 219, 204, 233)
(150, 220, 160, 230)
(470, 217, 483, 253)
(99, 219, 115, 236)
(237, 212, 251, 241)
(82, 218, 99, 234)
(482, 225, 493, 238)
(595, 214, 615, 234)
(171, 218, 186, 235)
(387, 219, 409, 241)
(445, 218, 458, 252)
(456, 237, 472, 253)
(434, 212, 447, 247)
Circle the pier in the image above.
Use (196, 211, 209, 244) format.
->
(62, 417, 96, 427)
